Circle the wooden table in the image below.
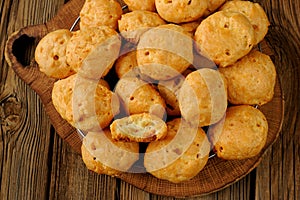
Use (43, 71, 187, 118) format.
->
(1, 0, 299, 199)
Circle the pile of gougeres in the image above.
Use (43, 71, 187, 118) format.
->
(34, 0, 276, 183)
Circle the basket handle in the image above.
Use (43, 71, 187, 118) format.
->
(5, 24, 82, 153)
(5, 24, 50, 85)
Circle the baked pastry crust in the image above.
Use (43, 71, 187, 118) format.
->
(209, 105, 268, 160)
(115, 76, 166, 117)
(123, 0, 156, 11)
(179, 19, 202, 37)
(179, 68, 227, 127)
(52, 74, 120, 132)
(157, 75, 186, 116)
(220, 0, 270, 44)
(66, 26, 121, 79)
(82, 129, 139, 175)
(220, 50, 276, 105)
(137, 24, 193, 80)
(35, 29, 75, 79)
(115, 50, 138, 78)
(80, 0, 122, 30)
(144, 118, 210, 183)
(118, 10, 166, 43)
(203, 0, 226, 16)
(194, 10, 255, 67)
(155, 0, 208, 23)
(110, 113, 168, 142)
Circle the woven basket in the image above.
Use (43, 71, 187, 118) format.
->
(4, 0, 284, 197)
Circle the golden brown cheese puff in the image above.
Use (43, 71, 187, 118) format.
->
(115, 50, 138, 78)
(52, 74, 76, 126)
(219, 50, 276, 106)
(35, 29, 75, 79)
(179, 19, 202, 37)
(220, 0, 270, 44)
(80, 0, 122, 30)
(110, 113, 168, 142)
(157, 68, 194, 116)
(137, 24, 193, 80)
(123, 0, 156, 11)
(98, 79, 111, 90)
(179, 68, 227, 127)
(115, 76, 166, 118)
(209, 105, 268, 160)
(118, 10, 166, 43)
(144, 118, 211, 183)
(203, 0, 227, 16)
(194, 11, 255, 67)
(82, 129, 139, 176)
(52, 74, 120, 132)
(66, 26, 121, 79)
(155, 0, 208, 23)
(157, 76, 184, 117)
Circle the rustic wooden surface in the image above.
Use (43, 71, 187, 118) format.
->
(0, 0, 299, 199)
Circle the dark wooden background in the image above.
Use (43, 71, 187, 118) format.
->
(0, 0, 299, 199)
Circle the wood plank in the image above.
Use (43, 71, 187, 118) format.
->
(0, 0, 64, 199)
(148, 172, 253, 200)
(0, 0, 299, 199)
(0, 88, 52, 200)
(201, 172, 253, 200)
(255, 149, 272, 199)
(48, 132, 118, 199)
(295, 117, 300, 200)
(254, 0, 300, 200)
(119, 181, 150, 200)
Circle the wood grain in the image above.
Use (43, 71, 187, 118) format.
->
(0, 0, 299, 200)
(254, 0, 300, 200)
(48, 132, 118, 200)
(3, 1, 284, 196)
(0, 0, 65, 199)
